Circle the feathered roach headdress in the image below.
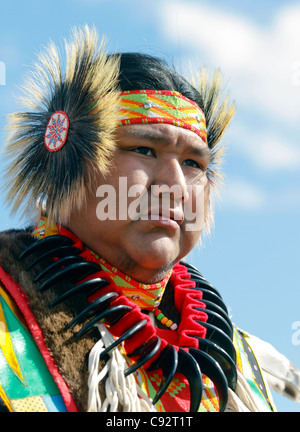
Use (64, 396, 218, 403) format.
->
(196, 68, 235, 183)
(193, 69, 235, 234)
(2, 25, 234, 231)
(2, 25, 120, 225)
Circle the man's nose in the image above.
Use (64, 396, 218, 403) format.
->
(152, 158, 189, 203)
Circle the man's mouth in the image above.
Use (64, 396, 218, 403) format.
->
(145, 207, 184, 228)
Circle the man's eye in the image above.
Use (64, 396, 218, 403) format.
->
(183, 159, 201, 169)
(132, 146, 154, 156)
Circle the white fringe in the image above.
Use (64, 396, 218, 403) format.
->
(246, 333, 300, 403)
(87, 323, 277, 413)
(87, 324, 155, 412)
(225, 370, 271, 412)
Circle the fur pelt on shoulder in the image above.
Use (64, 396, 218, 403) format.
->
(0, 228, 104, 411)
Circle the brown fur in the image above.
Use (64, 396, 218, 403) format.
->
(0, 228, 179, 411)
(2, 26, 121, 227)
(0, 229, 106, 411)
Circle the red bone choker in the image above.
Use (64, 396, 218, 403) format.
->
(19, 227, 237, 412)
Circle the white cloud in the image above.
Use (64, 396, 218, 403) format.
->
(220, 177, 266, 211)
(215, 174, 300, 213)
(257, 138, 300, 171)
(229, 124, 300, 171)
(159, 2, 300, 122)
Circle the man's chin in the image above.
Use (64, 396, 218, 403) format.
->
(132, 247, 179, 273)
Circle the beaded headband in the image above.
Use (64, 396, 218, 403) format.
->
(117, 90, 207, 144)
(43, 90, 207, 152)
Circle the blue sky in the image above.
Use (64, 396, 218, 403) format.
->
(0, 0, 299, 412)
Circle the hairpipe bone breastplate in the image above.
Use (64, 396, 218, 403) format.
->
(20, 235, 237, 412)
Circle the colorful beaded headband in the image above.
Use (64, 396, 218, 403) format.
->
(117, 90, 207, 144)
(43, 90, 207, 152)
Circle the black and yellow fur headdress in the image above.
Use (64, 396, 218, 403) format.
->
(2, 25, 234, 229)
(2, 25, 120, 226)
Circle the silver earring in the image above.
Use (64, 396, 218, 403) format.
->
(36, 194, 49, 216)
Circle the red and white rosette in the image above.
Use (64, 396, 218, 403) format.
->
(44, 111, 69, 152)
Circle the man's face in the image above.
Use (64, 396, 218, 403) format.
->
(68, 123, 211, 283)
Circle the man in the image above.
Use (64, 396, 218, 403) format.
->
(0, 26, 298, 412)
